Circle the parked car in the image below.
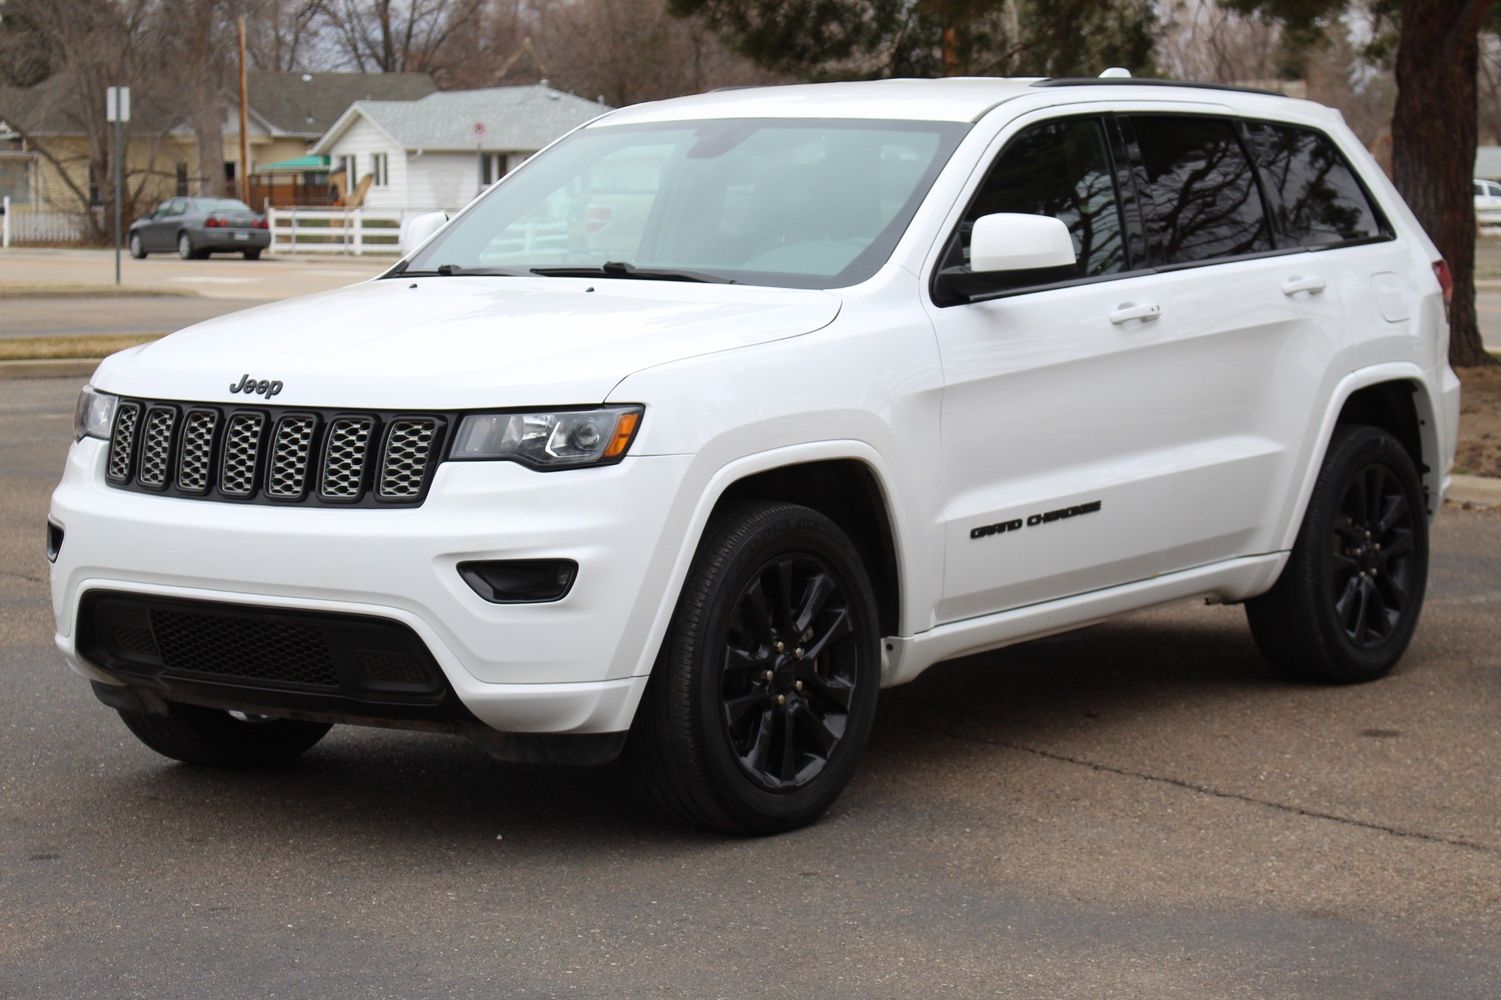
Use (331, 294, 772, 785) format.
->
(53, 77, 1459, 834)
(1475, 178, 1501, 225)
(128, 197, 270, 260)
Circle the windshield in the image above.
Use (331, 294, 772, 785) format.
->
(405, 118, 968, 288)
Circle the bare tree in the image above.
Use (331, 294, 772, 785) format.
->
(243, 0, 332, 71)
(321, 0, 485, 79)
(1157, 0, 1284, 84)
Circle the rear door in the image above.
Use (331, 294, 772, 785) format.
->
(926, 109, 1340, 623)
(146, 198, 187, 251)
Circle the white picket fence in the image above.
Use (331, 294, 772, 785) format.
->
(0, 198, 93, 246)
(267, 207, 408, 256)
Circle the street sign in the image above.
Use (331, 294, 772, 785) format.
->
(472, 121, 486, 138)
(106, 86, 130, 123)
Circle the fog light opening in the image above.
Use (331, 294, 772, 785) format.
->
(458, 559, 577, 604)
(46, 521, 64, 563)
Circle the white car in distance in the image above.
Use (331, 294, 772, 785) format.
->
(51, 76, 1460, 834)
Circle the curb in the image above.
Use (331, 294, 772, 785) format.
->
(0, 359, 100, 379)
(1447, 474, 1501, 510)
(0, 286, 200, 300)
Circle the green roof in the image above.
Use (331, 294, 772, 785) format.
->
(254, 154, 330, 173)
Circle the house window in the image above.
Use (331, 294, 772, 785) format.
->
(479, 152, 508, 188)
(0, 156, 34, 203)
(88, 162, 100, 206)
(371, 152, 388, 187)
(175, 162, 188, 196)
(338, 154, 356, 181)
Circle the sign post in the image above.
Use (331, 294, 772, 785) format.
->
(106, 86, 130, 286)
(473, 121, 486, 196)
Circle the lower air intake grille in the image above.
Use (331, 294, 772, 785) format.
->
(79, 592, 454, 714)
(103, 399, 445, 507)
(149, 608, 340, 687)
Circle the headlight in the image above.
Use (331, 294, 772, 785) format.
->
(452, 405, 643, 469)
(73, 385, 118, 441)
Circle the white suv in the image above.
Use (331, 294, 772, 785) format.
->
(50, 78, 1461, 833)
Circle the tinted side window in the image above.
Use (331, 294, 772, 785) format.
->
(943, 117, 1127, 286)
(1126, 116, 1272, 265)
(1244, 122, 1382, 247)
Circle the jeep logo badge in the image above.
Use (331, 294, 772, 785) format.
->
(229, 374, 284, 399)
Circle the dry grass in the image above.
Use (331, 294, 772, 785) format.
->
(0, 284, 197, 299)
(0, 334, 162, 361)
(1456, 364, 1501, 478)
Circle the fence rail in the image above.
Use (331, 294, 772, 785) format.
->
(1, 199, 92, 246)
(267, 207, 411, 256)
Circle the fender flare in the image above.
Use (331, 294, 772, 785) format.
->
(1274, 361, 1442, 554)
(623, 440, 913, 684)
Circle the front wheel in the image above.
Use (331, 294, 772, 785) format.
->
(128, 232, 145, 259)
(117, 702, 331, 767)
(1247, 425, 1429, 683)
(628, 502, 881, 834)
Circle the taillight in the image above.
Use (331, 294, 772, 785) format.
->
(252, 218, 268, 230)
(204, 216, 222, 229)
(1433, 259, 1453, 306)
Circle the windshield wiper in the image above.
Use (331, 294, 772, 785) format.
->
(529, 261, 736, 284)
(386, 263, 532, 277)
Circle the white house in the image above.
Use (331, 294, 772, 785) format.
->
(310, 85, 609, 212)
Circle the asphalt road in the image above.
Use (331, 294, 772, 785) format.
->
(0, 295, 267, 338)
(3, 377, 1500, 999)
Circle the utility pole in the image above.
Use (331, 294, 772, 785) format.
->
(106, 86, 130, 286)
(238, 16, 251, 204)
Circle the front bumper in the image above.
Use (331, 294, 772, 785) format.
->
(50, 438, 694, 735)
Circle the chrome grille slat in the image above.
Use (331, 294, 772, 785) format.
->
(175, 409, 219, 493)
(219, 413, 266, 497)
(267, 415, 317, 499)
(320, 417, 375, 500)
(106, 402, 142, 483)
(137, 405, 178, 488)
(378, 418, 437, 499)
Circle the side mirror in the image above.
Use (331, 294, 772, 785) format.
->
(969, 213, 1077, 273)
(401, 211, 448, 255)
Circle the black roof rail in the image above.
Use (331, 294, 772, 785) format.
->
(1033, 77, 1289, 98)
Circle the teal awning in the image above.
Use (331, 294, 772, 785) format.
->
(253, 154, 330, 174)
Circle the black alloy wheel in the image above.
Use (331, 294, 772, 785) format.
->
(720, 552, 860, 791)
(628, 501, 880, 834)
(1329, 461, 1418, 648)
(1247, 424, 1429, 683)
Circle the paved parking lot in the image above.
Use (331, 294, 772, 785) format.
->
(2, 375, 1500, 998)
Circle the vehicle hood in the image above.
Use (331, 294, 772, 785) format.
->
(91, 276, 842, 408)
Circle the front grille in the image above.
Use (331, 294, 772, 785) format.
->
(104, 398, 446, 507)
(150, 608, 339, 687)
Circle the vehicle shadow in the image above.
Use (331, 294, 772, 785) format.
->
(95, 607, 1283, 851)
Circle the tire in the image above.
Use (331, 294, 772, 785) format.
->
(177, 232, 198, 260)
(116, 702, 331, 767)
(627, 502, 881, 835)
(128, 233, 145, 259)
(243, 248, 262, 261)
(1247, 424, 1429, 683)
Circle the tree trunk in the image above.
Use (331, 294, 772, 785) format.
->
(1391, 0, 1497, 368)
(187, 1, 226, 197)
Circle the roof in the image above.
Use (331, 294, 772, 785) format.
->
(312, 85, 608, 154)
(600, 78, 1043, 126)
(597, 76, 1324, 127)
(1477, 146, 1501, 180)
(0, 76, 185, 134)
(255, 154, 331, 173)
(247, 71, 436, 137)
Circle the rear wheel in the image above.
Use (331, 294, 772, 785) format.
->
(177, 232, 199, 260)
(117, 702, 331, 767)
(1247, 425, 1428, 683)
(243, 248, 262, 260)
(628, 502, 880, 834)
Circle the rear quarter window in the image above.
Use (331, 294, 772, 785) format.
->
(1242, 122, 1385, 248)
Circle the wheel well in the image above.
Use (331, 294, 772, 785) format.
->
(1336, 381, 1426, 478)
(711, 460, 900, 636)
